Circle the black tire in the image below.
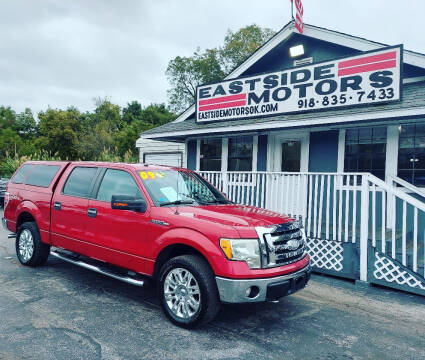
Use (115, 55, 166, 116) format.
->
(16, 221, 50, 267)
(158, 255, 220, 328)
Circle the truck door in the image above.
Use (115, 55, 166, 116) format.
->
(84, 168, 150, 272)
(51, 166, 100, 252)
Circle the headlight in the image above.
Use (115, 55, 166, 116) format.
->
(220, 238, 261, 269)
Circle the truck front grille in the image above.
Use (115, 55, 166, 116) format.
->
(256, 221, 306, 268)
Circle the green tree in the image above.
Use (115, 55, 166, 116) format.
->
(78, 98, 122, 160)
(166, 25, 275, 113)
(219, 24, 275, 73)
(122, 101, 143, 124)
(0, 128, 21, 158)
(37, 107, 82, 159)
(166, 48, 224, 113)
(0, 99, 175, 164)
(92, 97, 122, 131)
(0, 106, 17, 130)
(114, 103, 176, 157)
(15, 108, 38, 138)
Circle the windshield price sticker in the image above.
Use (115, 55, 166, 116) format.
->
(196, 45, 402, 122)
(140, 171, 165, 180)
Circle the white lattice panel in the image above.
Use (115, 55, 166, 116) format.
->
(306, 238, 343, 272)
(373, 252, 425, 290)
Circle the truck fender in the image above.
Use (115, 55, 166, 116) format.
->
(15, 200, 41, 225)
(14, 201, 49, 243)
(151, 227, 225, 276)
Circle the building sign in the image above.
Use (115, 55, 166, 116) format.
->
(196, 45, 402, 123)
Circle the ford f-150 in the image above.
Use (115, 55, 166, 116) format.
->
(2, 161, 310, 327)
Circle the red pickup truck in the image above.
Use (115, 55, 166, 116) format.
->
(2, 161, 310, 327)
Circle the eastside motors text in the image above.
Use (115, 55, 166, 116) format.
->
(196, 45, 402, 122)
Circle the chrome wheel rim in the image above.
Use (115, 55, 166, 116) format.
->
(164, 268, 201, 319)
(18, 229, 34, 261)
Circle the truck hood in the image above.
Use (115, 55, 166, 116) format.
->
(177, 204, 293, 228)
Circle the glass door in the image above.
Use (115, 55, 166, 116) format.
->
(268, 134, 308, 219)
(281, 140, 301, 172)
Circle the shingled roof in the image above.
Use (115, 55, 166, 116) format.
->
(141, 81, 425, 140)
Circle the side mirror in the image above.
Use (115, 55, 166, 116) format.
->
(111, 195, 147, 213)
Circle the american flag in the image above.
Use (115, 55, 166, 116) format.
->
(290, 0, 304, 34)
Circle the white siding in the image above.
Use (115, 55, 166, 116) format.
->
(136, 139, 186, 168)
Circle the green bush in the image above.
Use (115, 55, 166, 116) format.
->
(0, 148, 139, 177)
(0, 151, 60, 177)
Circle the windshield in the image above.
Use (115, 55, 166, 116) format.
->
(139, 170, 229, 207)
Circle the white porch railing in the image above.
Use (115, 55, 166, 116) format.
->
(389, 175, 425, 198)
(367, 174, 425, 280)
(200, 171, 365, 243)
(199, 171, 425, 289)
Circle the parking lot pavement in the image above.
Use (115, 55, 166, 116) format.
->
(1, 210, 425, 360)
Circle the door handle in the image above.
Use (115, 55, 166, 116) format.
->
(54, 202, 61, 211)
(87, 208, 97, 218)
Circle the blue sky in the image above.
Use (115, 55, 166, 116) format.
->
(0, 0, 423, 114)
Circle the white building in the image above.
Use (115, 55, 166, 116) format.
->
(136, 138, 185, 167)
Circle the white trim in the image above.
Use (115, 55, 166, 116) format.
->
(196, 139, 200, 171)
(301, 133, 310, 172)
(171, 22, 425, 124)
(386, 125, 400, 181)
(389, 175, 425, 197)
(337, 129, 346, 173)
(252, 135, 258, 172)
(225, 135, 256, 172)
(141, 106, 425, 140)
(266, 133, 275, 172)
(403, 76, 425, 84)
(172, 106, 197, 123)
(184, 139, 188, 168)
(198, 135, 259, 172)
(222, 138, 228, 172)
(269, 130, 310, 172)
(338, 125, 397, 176)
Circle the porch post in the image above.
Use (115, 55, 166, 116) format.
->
(386, 125, 399, 229)
(221, 138, 229, 195)
(359, 174, 370, 282)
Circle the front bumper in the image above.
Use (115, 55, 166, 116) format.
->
(216, 264, 311, 303)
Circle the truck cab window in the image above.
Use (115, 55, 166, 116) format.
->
(62, 167, 98, 198)
(11, 164, 35, 184)
(96, 169, 143, 202)
(25, 165, 61, 188)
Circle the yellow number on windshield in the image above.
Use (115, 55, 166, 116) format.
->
(140, 171, 166, 180)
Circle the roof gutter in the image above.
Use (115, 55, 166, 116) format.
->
(140, 106, 425, 140)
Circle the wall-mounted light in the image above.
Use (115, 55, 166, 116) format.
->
(290, 44, 305, 58)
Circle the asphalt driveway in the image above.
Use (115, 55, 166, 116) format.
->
(1, 209, 425, 360)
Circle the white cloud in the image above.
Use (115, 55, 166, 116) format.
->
(0, 0, 424, 114)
